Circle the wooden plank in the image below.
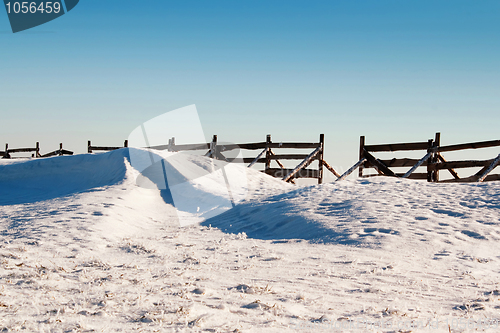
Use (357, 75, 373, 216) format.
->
(226, 142, 266, 150)
(378, 158, 428, 168)
(43, 144, 73, 157)
(359, 136, 365, 178)
(39, 145, 73, 157)
(170, 143, 211, 151)
(439, 175, 499, 183)
(337, 158, 367, 181)
(274, 158, 285, 170)
(265, 168, 319, 179)
(436, 139, 500, 153)
(149, 144, 170, 151)
(275, 160, 285, 169)
(429, 159, 494, 170)
(267, 142, 320, 149)
(60, 149, 73, 156)
(269, 149, 286, 169)
(214, 150, 229, 162)
(269, 154, 314, 160)
(282, 146, 321, 182)
(7, 147, 38, 153)
(41, 151, 57, 158)
(364, 173, 428, 180)
(248, 148, 268, 167)
(265, 135, 272, 173)
(432, 133, 441, 182)
(149, 141, 320, 152)
(364, 141, 430, 152)
(477, 154, 500, 182)
(3, 143, 10, 158)
(436, 153, 460, 179)
(322, 159, 341, 178)
(363, 150, 396, 177)
(210, 135, 217, 159)
(90, 146, 122, 151)
(402, 152, 432, 178)
(318, 134, 324, 184)
(482, 174, 500, 182)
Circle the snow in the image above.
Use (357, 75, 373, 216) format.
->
(1, 149, 500, 332)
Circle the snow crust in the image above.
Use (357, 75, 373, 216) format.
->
(1, 150, 499, 332)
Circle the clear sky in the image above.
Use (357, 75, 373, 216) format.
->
(1, 1, 500, 180)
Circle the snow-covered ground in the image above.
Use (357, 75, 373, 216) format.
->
(1, 149, 499, 332)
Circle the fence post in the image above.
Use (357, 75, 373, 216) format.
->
(59, 143, 63, 156)
(4, 143, 9, 159)
(359, 136, 365, 178)
(211, 135, 218, 159)
(426, 139, 433, 182)
(265, 134, 271, 174)
(36, 142, 41, 158)
(427, 133, 440, 182)
(171, 137, 176, 152)
(318, 134, 324, 184)
(88, 141, 92, 154)
(433, 132, 441, 182)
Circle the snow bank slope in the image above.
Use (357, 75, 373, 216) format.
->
(0, 150, 129, 205)
(1, 153, 500, 332)
(205, 177, 500, 248)
(0, 148, 289, 206)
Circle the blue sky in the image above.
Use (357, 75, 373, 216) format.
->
(1, 1, 499, 178)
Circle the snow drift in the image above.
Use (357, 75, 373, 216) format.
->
(0, 150, 129, 205)
(205, 177, 500, 247)
(1, 150, 499, 247)
(0, 148, 289, 224)
(1, 150, 500, 332)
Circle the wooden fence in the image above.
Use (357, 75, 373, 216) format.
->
(88, 140, 128, 153)
(143, 134, 340, 184)
(338, 133, 500, 183)
(1, 142, 74, 159)
(40, 143, 74, 158)
(429, 137, 500, 183)
(85, 133, 500, 184)
(1, 142, 41, 159)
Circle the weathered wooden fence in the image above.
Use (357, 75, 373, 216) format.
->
(1, 142, 73, 159)
(1, 142, 41, 159)
(428, 137, 500, 182)
(40, 143, 74, 158)
(338, 133, 500, 183)
(87, 133, 500, 183)
(1, 142, 74, 159)
(144, 134, 339, 184)
(87, 140, 128, 153)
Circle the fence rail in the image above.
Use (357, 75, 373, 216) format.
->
(87, 140, 128, 153)
(5, 132, 498, 184)
(339, 133, 500, 183)
(151, 134, 336, 184)
(1, 142, 73, 159)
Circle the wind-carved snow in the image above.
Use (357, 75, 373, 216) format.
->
(0, 150, 499, 332)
